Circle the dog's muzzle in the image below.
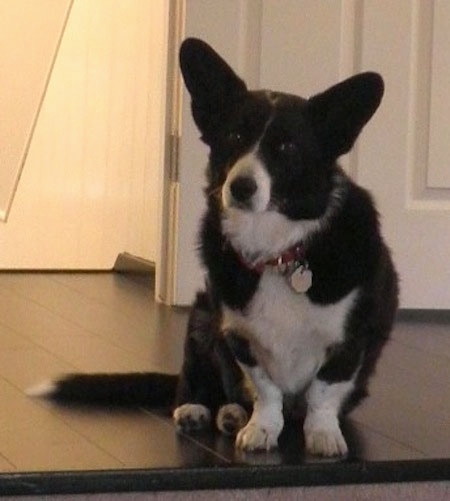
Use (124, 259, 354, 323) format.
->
(222, 153, 271, 212)
(228, 176, 257, 209)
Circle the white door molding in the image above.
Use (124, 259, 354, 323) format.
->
(162, 0, 263, 305)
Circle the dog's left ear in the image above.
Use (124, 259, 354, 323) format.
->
(308, 72, 384, 160)
(179, 38, 247, 141)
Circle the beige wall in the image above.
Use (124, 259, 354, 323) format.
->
(0, 0, 167, 268)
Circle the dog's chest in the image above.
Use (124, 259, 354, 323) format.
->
(223, 270, 358, 394)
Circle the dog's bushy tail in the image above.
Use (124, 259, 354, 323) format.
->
(27, 372, 178, 407)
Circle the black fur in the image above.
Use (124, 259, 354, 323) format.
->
(37, 38, 398, 456)
(50, 372, 177, 407)
(173, 292, 251, 413)
(224, 331, 258, 368)
(182, 38, 397, 417)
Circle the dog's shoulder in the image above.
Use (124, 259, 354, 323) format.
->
(304, 173, 389, 304)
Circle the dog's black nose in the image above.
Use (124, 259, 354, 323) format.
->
(229, 176, 257, 203)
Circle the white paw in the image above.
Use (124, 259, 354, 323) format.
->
(304, 413, 348, 457)
(216, 403, 248, 436)
(173, 404, 211, 433)
(236, 422, 279, 451)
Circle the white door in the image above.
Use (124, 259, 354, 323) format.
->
(355, 0, 450, 309)
(0, 0, 72, 221)
(170, 0, 450, 309)
(0, 0, 168, 268)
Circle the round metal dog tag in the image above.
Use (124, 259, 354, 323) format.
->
(288, 265, 313, 293)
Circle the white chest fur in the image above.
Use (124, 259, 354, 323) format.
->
(223, 270, 358, 394)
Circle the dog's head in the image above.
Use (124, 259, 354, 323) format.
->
(179, 38, 384, 264)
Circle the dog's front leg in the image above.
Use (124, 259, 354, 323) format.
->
(224, 330, 283, 451)
(303, 378, 353, 457)
(303, 343, 362, 457)
(236, 365, 284, 451)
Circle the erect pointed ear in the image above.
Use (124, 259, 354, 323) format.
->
(179, 38, 247, 140)
(308, 72, 384, 160)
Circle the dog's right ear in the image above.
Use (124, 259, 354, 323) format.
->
(179, 38, 247, 141)
(308, 72, 384, 160)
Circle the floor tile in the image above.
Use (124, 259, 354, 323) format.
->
(0, 348, 75, 392)
(0, 272, 447, 492)
(41, 404, 226, 469)
(0, 379, 122, 471)
(393, 317, 450, 359)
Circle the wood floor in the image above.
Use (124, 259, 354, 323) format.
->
(0, 272, 448, 483)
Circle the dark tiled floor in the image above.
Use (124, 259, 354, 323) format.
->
(0, 272, 448, 495)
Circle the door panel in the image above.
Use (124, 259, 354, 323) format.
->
(357, 0, 450, 308)
(427, 2, 450, 188)
(0, 0, 72, 220)
(260, 0, 450, 308)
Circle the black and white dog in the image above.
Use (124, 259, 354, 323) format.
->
(29, 38, 398, 457)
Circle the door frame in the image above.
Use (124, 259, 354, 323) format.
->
(155, 0, 185, 305)
(156, 0, 264, 306)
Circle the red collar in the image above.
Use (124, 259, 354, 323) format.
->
(236, 243, 306, 275)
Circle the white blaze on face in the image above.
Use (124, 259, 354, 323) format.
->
(221, 151, 271, 212)
(221, 157, 347, 265)
(221, 150, 318, 264)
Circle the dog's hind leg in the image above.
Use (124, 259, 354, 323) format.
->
(172, 292, 225, 433)
(214, 336, 251, 436)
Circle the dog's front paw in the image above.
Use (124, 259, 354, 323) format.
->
(173, 404, 211, 433)
(236, 422, 279, 451)
(216, 403, 248, 436)
(304, 413, 348, 457)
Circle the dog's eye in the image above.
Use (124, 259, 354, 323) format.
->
(279, 141, 298, 155)
(225, 131, 243, 145)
